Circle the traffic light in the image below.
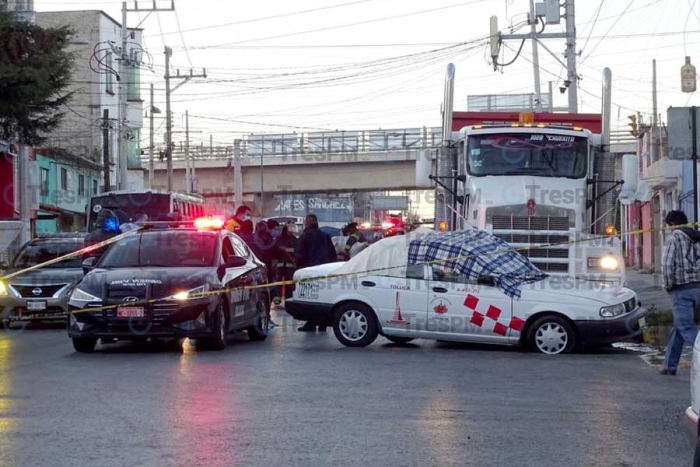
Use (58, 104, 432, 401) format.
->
(628, 115, 638, 137)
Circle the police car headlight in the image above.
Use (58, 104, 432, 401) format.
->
(0, 281, 7, 297)
(71, 288, 101, 303)
(171, 284, 209, 301)
(600, 303, 625, 318)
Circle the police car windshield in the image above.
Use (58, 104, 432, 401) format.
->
(13, 240, 83, 269)
(99, 231, 217, 268)
(467, 133, 587, 178)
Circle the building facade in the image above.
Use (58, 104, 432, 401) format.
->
(36, 10, 145, 193)
(34, 149, 102, 234)
(628, 127, 681, 272)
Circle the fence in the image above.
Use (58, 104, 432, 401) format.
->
(143, 127, 442, 162)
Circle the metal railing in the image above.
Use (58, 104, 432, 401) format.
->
(141, 127, 442, 162)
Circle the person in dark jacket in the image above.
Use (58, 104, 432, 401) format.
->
(661, 210, 700, 375)
(273, 224, 298, 304)
(295, 214, 336, 332)
(84, 209, 120, 260)
(253, 221, 275, 283)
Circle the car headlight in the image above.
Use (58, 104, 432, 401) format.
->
(588, 255, 619, 271)
(600, 303, 626, 318)
(171, 284, 210, 301)
(70, 288, 101, 302)
(0, 281, 7, 297)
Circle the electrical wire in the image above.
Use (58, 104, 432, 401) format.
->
(580, 0, 605, 55)
(187, 0, 490, 50)
(580, 0, 635, 66)
(173, 8, 193, 69)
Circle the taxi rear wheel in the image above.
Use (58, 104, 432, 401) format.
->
(527, 315, 576, 355)
(332, 302, 378, 347)
(72, 337, 97, 353)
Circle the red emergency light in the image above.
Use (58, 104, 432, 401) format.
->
(194, 217, 224, 230)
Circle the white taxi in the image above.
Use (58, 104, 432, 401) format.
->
(285, 229, 645, 354)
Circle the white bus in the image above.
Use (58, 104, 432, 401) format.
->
(87, 190, 206, 231)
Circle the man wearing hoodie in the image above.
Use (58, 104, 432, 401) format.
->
(661, 210, 700, 375)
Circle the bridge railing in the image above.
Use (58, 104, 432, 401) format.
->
(143, 127, 443, 162)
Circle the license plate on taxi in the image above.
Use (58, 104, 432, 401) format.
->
(116, 306, 145, 318)
(26, 300, 47, 311)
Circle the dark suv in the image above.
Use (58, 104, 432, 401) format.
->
(0, 233, 87, 325)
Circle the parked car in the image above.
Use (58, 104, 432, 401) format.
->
(685, 334, 700, 466)
(67, 219, 270, 352)
(0, 233, 87, 325)
(286, 229, 645, 354)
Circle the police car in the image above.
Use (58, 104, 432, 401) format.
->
(67, 218, 270, 352)
(285, 229, 645, 354)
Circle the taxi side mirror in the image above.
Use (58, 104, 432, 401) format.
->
(82, 257, 97, 275)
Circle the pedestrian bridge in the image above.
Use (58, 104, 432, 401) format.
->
(146, 127, 441, 198)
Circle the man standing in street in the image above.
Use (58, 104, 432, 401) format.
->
(295, 214, 336, 332)
(662, 210, 700, 375)
(225, 205, 252, 233)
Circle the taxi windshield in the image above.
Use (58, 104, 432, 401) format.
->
(99, 231, 217, 268)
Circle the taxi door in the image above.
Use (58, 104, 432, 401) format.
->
(362, 264, 429, 335)
(427, 267, 513, 344)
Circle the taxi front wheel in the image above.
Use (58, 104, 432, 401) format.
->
(332, 302, 378, 347)
(527, 315, 576, 355)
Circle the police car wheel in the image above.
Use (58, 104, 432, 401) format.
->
(72, 337, 97, 353)
(332, 303, 378, 347)
(384, 336, 414, 345)
(527, 315, 576, 355)
(248, 299, 269, 341)
(203, 301, 228, 351)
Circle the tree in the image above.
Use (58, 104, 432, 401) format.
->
(0, 12, 74, 145)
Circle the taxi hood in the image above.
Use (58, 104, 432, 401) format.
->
(293, 262, 345, 281)
(521, 276, 635, 305)
(77, 267, 218, 299)
(5, 267, 84, 286)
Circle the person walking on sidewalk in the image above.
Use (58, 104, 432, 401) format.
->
(661, 210, 700, 375)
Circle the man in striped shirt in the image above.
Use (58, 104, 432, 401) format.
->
(661, 210, 700, 375)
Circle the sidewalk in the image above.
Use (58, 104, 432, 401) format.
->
(625, 268, 672, 313)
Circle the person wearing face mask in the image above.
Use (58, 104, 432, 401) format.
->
(225, 205, 253, 233)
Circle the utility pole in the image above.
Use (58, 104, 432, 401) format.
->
(652, 59, 658, 127)
(497, 0, 577, 112)
(117, 1, 128, 191)
(18, 144, 31, 245)
(564, 0, 578, 112)
(148, 84, 154, 189)
(119, 1, 175, 191)
(529, 0, 542, 109)
(164, 47, 207, 191)
(165, 46, 173, 191)
(234, 139, 243, 208)
(102, 109, 111, 192)
(185, 110, 190, 193)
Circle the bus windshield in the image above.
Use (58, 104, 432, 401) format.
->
(467, 133, 588, 178)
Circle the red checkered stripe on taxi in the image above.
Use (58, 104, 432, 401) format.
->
(463, 294, 525, 336)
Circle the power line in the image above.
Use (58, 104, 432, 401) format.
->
(187, 0, 490, 50)
(143, 0, 375, 38)
(173, 8, 193, 69)
(580, 0, 605, 55)
(580, 0, 635, 66)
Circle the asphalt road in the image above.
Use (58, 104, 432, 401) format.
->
(0, 314, 692, 467)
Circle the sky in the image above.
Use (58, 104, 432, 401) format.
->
(34, 0, 700, 150)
